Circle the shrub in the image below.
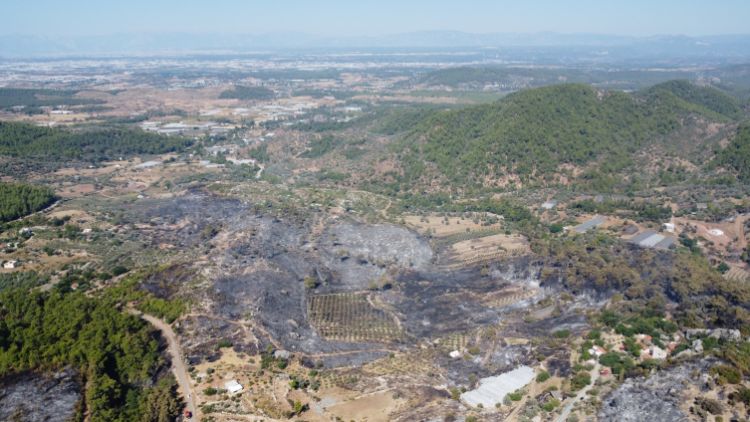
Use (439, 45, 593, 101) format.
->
(587, 329, 602, 341)
(729, 386, 750, 406)
(111, 265, 129, 276)
(717, 262, 730, 273)
(570, 371, 591, 391)
(508, 391, 524, 401)
(553, 329, 570, 338)
(304, 276, 318, 289)
(542, 398, 560, 412)
(711, 364, 742, 384)
(536, 371, 551, 383)
(696, 397, 723, 415)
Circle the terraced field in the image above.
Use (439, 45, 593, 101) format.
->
(439, 233, 530, 269)
(307, 292, 404, 343)
(724, 266, 749, 282)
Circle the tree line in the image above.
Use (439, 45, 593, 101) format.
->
(0, 88, 105, 114)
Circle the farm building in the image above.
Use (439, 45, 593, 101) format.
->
(224, 380, 243, 394)
(629, 231, 676, 250)
(572, 215, 607, 234)
(461, 366, 535, 408)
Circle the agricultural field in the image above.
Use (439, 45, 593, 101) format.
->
(307, 292, 404, 343)
(443, 233, 530, 267)
(402, 213, 503, 237)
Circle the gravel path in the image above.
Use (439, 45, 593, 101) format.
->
(135, 311, 198, 420)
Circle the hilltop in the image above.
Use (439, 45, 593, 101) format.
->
(389, 81, 745, 191)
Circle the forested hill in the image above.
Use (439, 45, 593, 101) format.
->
(645, 80, 743, 119)
(0, 121, 193, 162)
(394, 81, 743, 188)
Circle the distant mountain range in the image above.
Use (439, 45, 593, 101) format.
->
(2, 31, 750, 59)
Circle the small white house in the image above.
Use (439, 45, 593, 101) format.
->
(224, 380, 243, 394)
(589, 346, 606, 357)
(663, 223, 675, 233)
(3, 260, 18, 269)
(449, 350, 462, 359)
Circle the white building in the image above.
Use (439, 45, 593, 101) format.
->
(663, 223, 675, 233)
(460, 366, 535, 408)
(3, 260, 18, 269)
(224, 380, 243, 394)
(589, 346, 606, 357)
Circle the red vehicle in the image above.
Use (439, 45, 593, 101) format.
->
(183, 409, 192, 419)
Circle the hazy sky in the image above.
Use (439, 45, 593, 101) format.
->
(4, 0, 750, 37)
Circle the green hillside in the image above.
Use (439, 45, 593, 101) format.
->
(645, 80, 742, 118)
(715, 124, 750, 182)
(394, 81, 739, 187)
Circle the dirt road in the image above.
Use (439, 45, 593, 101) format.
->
(556, 362, 600, 422)
(135, 312, 198, 420)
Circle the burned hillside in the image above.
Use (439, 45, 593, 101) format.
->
(111, 190, 572, 369)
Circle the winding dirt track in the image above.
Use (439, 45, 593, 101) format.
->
(556, 362, 600, 422)
(135, 312, 198, 420)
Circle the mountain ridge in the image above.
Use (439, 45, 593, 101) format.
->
(389, 81, 745, 190)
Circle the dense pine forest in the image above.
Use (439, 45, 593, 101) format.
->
(0, 182, 56, 222)
(0, 288, 182, 421)
(0, 121, 193, 161)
